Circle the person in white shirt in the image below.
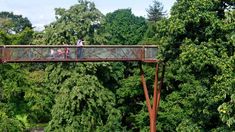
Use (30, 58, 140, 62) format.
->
(77, 39, 83, 59)
(50, 49, 55, 58)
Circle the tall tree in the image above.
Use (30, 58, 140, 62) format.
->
(44, 0, 103, 45)
(142, 0, 165, 45)
(102, 9, 147, 45)
(146, 0, 165, 22)
(149, 0, 235, 131)
(46, 64, 122, 131)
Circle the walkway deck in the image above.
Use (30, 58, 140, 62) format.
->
(0, 45, 158, 63)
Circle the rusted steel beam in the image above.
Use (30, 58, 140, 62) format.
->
(139, 62, 164, 132)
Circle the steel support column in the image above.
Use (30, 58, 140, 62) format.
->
(139, 62, 165, 132)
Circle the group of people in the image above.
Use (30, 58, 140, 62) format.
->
(49, 39, 83, 59)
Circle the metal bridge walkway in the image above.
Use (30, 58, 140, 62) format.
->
(0, 45, 158, 63)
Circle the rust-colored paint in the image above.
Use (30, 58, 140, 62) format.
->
(140, 63, 164, 132)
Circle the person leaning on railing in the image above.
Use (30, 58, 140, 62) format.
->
(64, 44, 70, 59)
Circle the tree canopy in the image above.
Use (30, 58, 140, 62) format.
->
(0, 12, 32, 34)
(43, 0, 103, 45)
(150, 0, 235, 130)
(0, 0, 234, 131)
(0, 12, 33, 45)
(102, 9, 147, 45)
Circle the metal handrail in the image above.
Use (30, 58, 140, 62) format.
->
(3, 45, 158, 48)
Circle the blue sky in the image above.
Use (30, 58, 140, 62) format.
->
(0, 0, 176, 30)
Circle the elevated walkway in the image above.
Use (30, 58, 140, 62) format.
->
(0, 45, 158, 63)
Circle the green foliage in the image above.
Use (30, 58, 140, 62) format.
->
(0, 11, 33, 45)
(147, 0, 235, 131)
(0, 111, 24, 131)
(16, 114, 30, 128)
(0, 29, 10, 44)
(0, 11, 32, 34)
(102, 9, 147, 45)
(44, 0, 103, 45)
(115, 65, 156, 131)
(1, 0, 234, 131)
(24, 70, 53, 123)
(0, 64, 29, 115)
(32, 31, 46, 45)
(0, 28, 33, 45)
(0, 11, 42, 131)
(176, 119, 202, 131)
(0, 64, 30, 131)
(11, 27, 34, 45)
(46, 64, 122, 131)
(146, 0, 165, 22)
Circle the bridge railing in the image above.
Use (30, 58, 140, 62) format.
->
(0, 46, 2, 63)
(0, 45, 158, 63)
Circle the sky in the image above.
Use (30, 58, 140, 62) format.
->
(0, 0, 176, 30)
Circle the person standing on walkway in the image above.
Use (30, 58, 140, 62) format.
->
(77, 39, 83, 59)
(64, 44, 70, 59)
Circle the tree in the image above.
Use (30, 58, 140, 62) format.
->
(149, 0, 235, 131)
(102, 9, 147, 45)
(142, 0, 165, 45)
(0, 12, 32, 34)
(23, 70, 53, 124)
(0, 63, 31, 130)
(0, 12, 33, 45)
(44, 0, 103, 45)
(46, 65, 122, 131)
(146, 0, 165, 22)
